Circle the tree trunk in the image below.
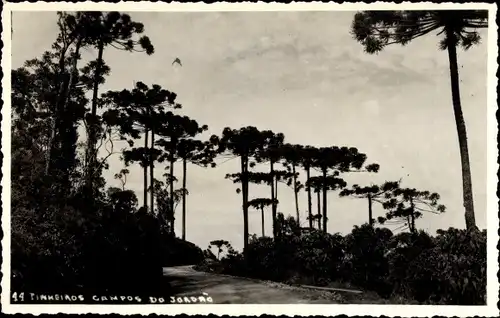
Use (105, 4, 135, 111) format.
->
(58, 37, 83, 187)
(241, 155, 249, 253)
(446, 41, 477, 231)
(306, 166, 313, 228)
(150, 128, 155, 214)
(275, 177, 279, 203)
(270, 160, 277, 237)
(368, 194, 373, 226)
(45, 45, 69, 175)
(261, 206, 265, 237)
(316, 190, 321, 229)
(292, 163, 300, 223)
(182, 157, 187, 241)
(169, 148, 175, 235)
(63, 38, 82, 111)
(409, 197, 416, 233)
(143, 130, 149, 211)
(85, 39, 104, 190)
(322, 168, 328, 233)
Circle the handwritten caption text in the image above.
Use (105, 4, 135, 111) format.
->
(11, 292, 213, 304)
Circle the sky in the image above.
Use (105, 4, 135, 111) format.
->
(11, 10, 489, 251)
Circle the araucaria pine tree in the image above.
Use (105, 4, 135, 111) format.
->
(351, 10, 487, 231)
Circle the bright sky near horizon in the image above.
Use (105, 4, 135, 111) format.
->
(11, 10, 489, 251)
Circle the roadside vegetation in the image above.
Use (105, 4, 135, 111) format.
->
(196, 220, 486, 305)
(196, 10, 489, 305)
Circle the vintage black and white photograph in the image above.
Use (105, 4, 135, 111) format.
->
(1, 2, 498, 316)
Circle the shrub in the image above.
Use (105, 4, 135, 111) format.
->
(294, 230, 345, 284)
(11, 204, 90, 294)
(245, 236, 285, 280)
(386, 230, 436, 297)
(81, 207, 164, 296)
(194, 219, 486, 305)
(220, 249, 246, 276)
(160, 234, 204, 267)
(219, 228, 346, 285)
(340, 224, 393, 297)
(203, 248, 218, 261)
(11, 192, 173, 301)
(402, 228, 486, 305)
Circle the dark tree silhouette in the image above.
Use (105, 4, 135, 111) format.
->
(225, 168, 293, 233)
(306, 178, 324, 230)
(351, 10, 487, 231)
(43, 12, 81, 178)
(378, 187, 446, 233)
(12, 35, 90, 197)
(10, 12, 214, 301)
(306, 174, 346, 232)
(275, 212, 302, 239)
(299, 146, 320, 228)
(156, 112, 206, 234)
(226, 170, 287, 238)
(106, 186, 139, 214)
(254, 131, 285, 237)
(215, 126, 272, 252)
(273, 169, 295, 210)
(248, 198, 278, 237)
(315, 187, 322, 229)
(308, 146, 378, 232)
(208, 240, 232, 260)
(340, 180, 401, 226)
(176, 137, 218, 240)
(114, 168, 130, 191)
(280, 143, 305, 224)
(151, 178, 184, 232)
(46, 12, 94, 183)
(82, 11, 154, 193)
(102, 82, 178, 212)
(149, 102, 182, 218)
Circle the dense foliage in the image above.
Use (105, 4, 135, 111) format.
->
(197, 216, 486, 305)
(10, 11, 204, 301)
(11, 184, 170, 298)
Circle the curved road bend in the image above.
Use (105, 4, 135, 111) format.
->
(163, 266, 341, 304)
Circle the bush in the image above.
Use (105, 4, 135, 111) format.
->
(11, 203, 90, 294)
(159, 234, 204, 267)
(217, 228, 346, 286)
(80, 207, 164, 295)
(402, 228, 486, 305)
(202, 220, 486, 305)
(11, 192, 172, 301)
(385, 230, 436, 298)
(294, 230, 345, 285)
(245, 236, 289, 280)
(219, 249, 246, 276)
(340, 224, 393, 297)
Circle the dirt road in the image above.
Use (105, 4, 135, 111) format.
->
(163, 266, 342, 304)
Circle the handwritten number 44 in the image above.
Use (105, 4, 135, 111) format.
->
(12, 292, 25, 302)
